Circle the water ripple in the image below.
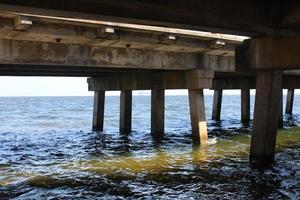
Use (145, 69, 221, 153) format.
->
(0, 96, 299, 199)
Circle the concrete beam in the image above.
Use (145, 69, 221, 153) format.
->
(281, 1, 300, 28)
(88, 70, 214, 91)
(88, 73, 300, 92)
(0, 39, 204, 70)
(201, 55, 235, 72)
(212, 77, 255, 90)
(283, 75, 300, 89)
(212, 75, 300, 90)
(0, 16, 236, 55)
(0, 64, 138, 77)
(0, 2, 273, 36)
(236, 37, 300, 71)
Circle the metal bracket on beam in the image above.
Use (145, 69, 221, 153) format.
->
(14, 16, 32, 31)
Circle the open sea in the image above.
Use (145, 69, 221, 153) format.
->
(0, 95, 299, 199)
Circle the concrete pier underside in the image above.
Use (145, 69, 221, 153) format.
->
(0, 1, 300, 165)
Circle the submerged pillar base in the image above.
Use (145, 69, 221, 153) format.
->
(249, 155, 276, 167)
(188, 89, 208, 145)
(250, 71, 282, 165)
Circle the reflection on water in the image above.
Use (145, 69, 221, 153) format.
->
(0, 96, 299, 199)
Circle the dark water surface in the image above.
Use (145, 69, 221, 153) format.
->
(0, 95, 299, 199)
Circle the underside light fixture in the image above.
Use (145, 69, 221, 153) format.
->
(97, 26, 116, 39)
(98, 26, 115, 34)
(168, 34, 176, 40)
(215, 39, 226, 46)
(160, 34, 176, 44)
(104, 26, 115, 34)
(14, 16, 32, 31)
(208, 39, 226, 49)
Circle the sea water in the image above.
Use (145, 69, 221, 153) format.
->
(0, 95, 299, 199)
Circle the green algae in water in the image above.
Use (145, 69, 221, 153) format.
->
(64, 127, 300, 175)
(277, 127, 300, 147)
(1, 127, 300, 198)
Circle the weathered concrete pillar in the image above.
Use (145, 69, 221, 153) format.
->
(212, 89, 223, 121)
(278, 90, 283, 128)
(250, 71, 282, 165)
(188, 89, 208, 145)
(241, 89, 250, 123)
(120, 90, 132, 133)
(285, 89, 295, 114)
(92, 91, 105, 131)
(151, 89, 165, 135)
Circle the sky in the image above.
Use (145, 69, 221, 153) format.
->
(0, 76, 292, 97)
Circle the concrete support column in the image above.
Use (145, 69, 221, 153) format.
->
(151, 89, 165, 135)
(250, 71, 282, 165)
(188, 89, 208, 145)
(120, 90, 132, 134)
(212, 90, 223, 121)
(285, 89, 295, 114)
(241, 89, 250, 123)
(92, 91, 105, 131)
(278, 90, 283, 128)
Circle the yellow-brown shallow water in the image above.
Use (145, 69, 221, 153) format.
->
(0, 96, 299, 199)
